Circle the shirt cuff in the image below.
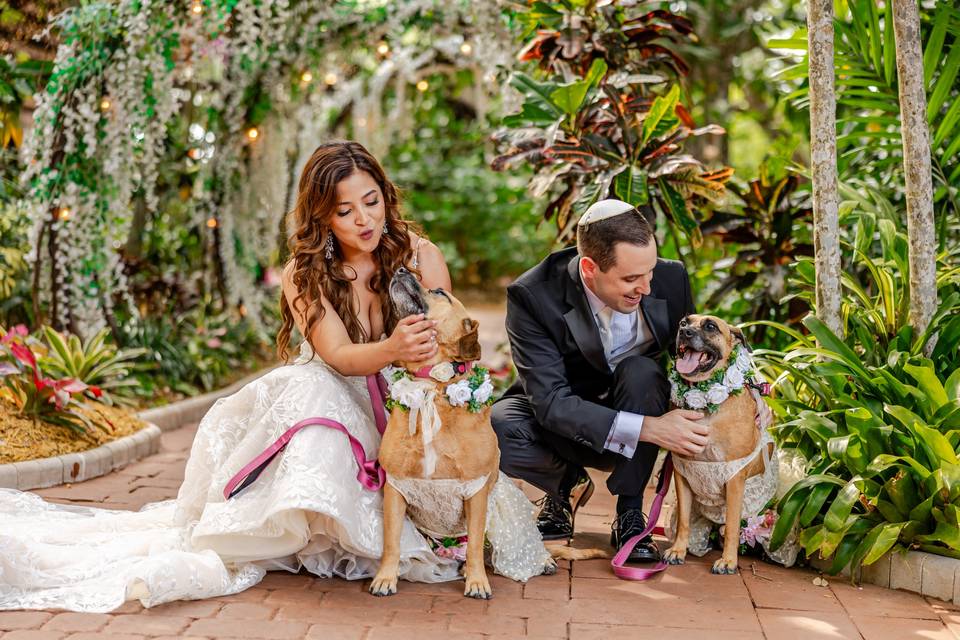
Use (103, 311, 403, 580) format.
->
(604, 411, 644, 459)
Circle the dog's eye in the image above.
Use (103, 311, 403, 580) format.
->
(705, 321, 717, 332)
(430, 288, 451, 302)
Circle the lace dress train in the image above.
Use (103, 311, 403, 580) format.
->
(0, 344, 464, 612)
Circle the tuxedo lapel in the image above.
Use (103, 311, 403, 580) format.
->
(641, 294, 669, 351)
(563, 256, 609, 374)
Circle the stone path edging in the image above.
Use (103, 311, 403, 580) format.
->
(0, 422, 161, 490)
(811, 547, 960, 605)
(0, 366, 274, 490)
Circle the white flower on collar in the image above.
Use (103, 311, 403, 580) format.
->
(684, 388, 708, 409)
(429, 362, 455, 382)
(446, 380, 473, 406)
(472, 379, 494, 404)
(705, 383, 729, 405)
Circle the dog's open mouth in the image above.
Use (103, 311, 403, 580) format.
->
(676, 345, 719, 377)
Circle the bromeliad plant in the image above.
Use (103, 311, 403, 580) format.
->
(493, 0, 733, 244)
(39, 326, 148, 407)
(759, 314, 960, 573)
(0, 325, 94, 433)
(751, 204, 960, 573)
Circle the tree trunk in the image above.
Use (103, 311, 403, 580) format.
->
(807, 0, 843, 338)
(892, 0, 937, 352)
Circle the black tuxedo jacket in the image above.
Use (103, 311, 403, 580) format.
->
(500, 246, 695, 453)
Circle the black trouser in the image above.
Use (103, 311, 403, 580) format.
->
(491, 354, 670, 505)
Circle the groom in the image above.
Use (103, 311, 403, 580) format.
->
(491, 199, 709, 562)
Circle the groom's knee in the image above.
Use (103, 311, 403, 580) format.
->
(611, 354, 670, 416)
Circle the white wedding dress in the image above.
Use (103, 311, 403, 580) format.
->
(0, 343, 548, 612)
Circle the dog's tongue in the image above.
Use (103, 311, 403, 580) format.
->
(676, 351, 703, 375)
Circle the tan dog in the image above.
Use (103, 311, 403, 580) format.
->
(369, 268, 501, 599)
(663, 314, 772, 575)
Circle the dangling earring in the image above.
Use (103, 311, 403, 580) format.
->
(324, 233, 334, 260)
(382, 222, 389, 236)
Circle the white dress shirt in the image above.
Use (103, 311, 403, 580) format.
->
(579, 260, 652, 459)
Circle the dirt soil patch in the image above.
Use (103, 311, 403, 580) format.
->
(0, 400, 147, 463)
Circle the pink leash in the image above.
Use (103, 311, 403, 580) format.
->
(610, 454, 673, 580)
(223, 374, 389, 500)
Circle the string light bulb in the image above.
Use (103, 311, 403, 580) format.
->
(460, 42, 472, 55)
(57, 207, 71, 221)
(188, 148, 201, 160)
(246, 127, 259, 141)
(377, 41, 389, 55)
(301, 71, 313, 83)
(191, 0, 203, 14)
(99, 97, 112, 111)
(416, 80, 429, 92)
(206, 217, 218, 228)
(324, 72, 338, 86)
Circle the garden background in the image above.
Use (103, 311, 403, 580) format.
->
(1, 0, 959, 579)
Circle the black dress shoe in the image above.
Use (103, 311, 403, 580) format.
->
(610, 508, 661, 563)
(535, 495, 573, 540)
(536, 470, 596, 540)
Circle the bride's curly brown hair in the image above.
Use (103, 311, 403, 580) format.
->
(276, 141, 418, 362)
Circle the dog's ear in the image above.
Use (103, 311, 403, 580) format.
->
(730, 325, 751, 352)
(457, 318, 481, 361)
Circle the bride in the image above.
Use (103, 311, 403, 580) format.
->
(0, 141, 542, 612)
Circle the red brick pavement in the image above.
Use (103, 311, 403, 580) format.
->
(11, 418, 957, 640)
(4, 305, 957, 639)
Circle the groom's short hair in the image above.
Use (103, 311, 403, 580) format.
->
(576, 205, 655, 272)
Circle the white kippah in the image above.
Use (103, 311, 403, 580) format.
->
(577, 198, 636, 227)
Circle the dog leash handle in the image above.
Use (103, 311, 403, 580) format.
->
(611, 454, 672, 580)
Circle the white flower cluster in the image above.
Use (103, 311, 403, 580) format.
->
(671, 346, 756, 412)
(445, 374, 494, 408)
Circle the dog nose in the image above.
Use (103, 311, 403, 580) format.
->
(681, 327, 695, 339)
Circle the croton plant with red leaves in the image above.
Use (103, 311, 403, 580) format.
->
(493, 0, 733, 245)
(0, 325, 95, 432)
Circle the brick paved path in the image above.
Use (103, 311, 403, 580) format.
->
(3, 305, 958, 639)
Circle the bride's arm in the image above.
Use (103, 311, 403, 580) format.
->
(410, 234, 452, 292)
(281, 264, 437, 376)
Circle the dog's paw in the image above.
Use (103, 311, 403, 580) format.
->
(542, 558, 558, 576)
(663, 547, 687, 565)
(368, 573, 398, 596)
(711, 558, 738, 575)
(464, 573, 492, 599)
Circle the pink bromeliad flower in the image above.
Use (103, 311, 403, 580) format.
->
(740, 509, 778, 547)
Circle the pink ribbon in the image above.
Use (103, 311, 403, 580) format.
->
(610, 455, 672, 580)
(223, 373, 389, 500)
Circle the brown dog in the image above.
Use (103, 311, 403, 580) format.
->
(662, 314, 773, 575)
(369, 268, 501, 599)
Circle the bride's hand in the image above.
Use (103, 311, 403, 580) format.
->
(387, 314, 438, 362)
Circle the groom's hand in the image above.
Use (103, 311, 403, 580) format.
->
(639, 409, 709, 456)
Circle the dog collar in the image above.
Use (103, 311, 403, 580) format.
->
(413, 361, 473, 382)
(669, 345, 756, 413)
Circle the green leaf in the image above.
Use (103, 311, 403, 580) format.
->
(800, 483, 835, 527)
(549, 58, 607, 117)
(824, 479, 863, 532)
(613, 166, 649, 208)
(859, 522, 907, 566)
(945, 369, 960, 403)
(642, 84, 680, 145)
(903, 362, 948, 411)
(771, 486, 811, 551)
(507, 72, 563, 117)
(801, 315, 870, 379)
